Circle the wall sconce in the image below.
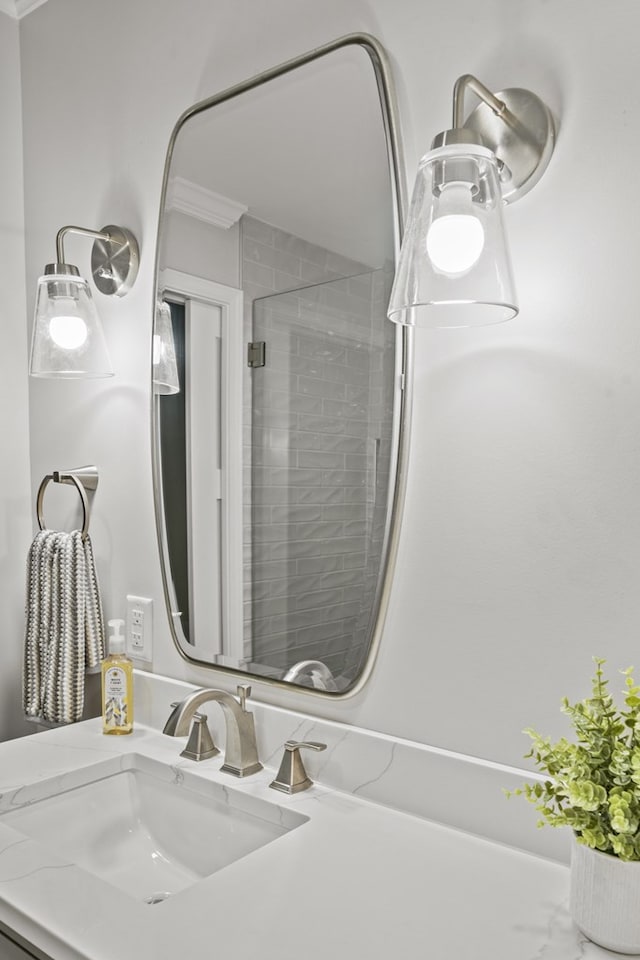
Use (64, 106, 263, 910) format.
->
(387, 74, 555, 328)
(29, 224, 140, 378)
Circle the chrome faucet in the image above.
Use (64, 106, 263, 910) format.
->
(282, 659, 338, 691)
(163, 684, 263, 778)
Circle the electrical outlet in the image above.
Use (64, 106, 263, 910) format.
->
(126, 595, 153, 662)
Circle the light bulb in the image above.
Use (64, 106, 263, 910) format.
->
(426, 214, 485, 275)
(49, 313, 88, 350)
(425, 181, 485, 276)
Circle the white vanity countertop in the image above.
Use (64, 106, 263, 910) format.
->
(0, 720, 609, 960)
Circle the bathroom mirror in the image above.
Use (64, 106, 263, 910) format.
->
(152, 34, 410, 695)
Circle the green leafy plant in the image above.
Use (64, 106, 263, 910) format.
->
(507, 658, 640, 861)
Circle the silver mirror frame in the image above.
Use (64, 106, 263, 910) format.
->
(151, 32, 413, 699)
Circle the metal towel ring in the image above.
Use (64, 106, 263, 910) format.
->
(36, 471, 91, 541)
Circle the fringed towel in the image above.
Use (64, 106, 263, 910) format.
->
(23, 529, 105, 725)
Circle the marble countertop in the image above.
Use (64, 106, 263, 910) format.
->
(0, 717, 612, 960)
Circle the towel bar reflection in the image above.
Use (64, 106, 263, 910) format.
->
(36, 465, 98, 541)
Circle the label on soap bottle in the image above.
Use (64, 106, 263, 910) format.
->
(103, 666, 130, 730)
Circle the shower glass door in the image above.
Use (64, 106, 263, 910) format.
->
(247, 269, 395, 689)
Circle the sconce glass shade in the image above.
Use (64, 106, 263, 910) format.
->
(153, 300, 180, 395)
(388, 143, 517, 328)
(29, 264, 113, 378)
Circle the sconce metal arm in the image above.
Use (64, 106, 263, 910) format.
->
(452, 73, 547, 155)
(452, 74, 510, 128)
(55, 225, 112, 265)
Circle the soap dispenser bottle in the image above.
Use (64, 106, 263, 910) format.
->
(101, 619, 133, 735)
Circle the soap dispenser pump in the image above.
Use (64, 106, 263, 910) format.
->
(101, 618, 133, 735)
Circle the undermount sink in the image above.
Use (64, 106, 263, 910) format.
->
(0, 753, 308, 904)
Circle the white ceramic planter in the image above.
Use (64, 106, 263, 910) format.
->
(571, 836, 640, 954)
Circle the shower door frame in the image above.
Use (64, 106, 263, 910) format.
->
(158, 268, 245, 666)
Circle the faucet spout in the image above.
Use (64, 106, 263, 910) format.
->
(163, 685, 262, 778)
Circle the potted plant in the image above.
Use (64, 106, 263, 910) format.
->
(508, 658, 640, 954)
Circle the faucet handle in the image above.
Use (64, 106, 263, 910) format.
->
(180, 713, 219, 762)
(269, 740, 327, 794)
(285, 740, 326, 753)
(237, 684, 252, 711)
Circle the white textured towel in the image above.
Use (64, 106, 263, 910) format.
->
(23, 529, 105, 725)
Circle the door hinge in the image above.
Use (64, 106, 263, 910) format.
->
(247, 341, 266, 368)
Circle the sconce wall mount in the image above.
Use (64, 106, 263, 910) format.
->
(88, 225, 139, 297)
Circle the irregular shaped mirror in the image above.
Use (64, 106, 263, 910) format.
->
(152, 34, 409, 695)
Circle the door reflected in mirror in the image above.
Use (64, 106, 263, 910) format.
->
(153, 35, 408, 694)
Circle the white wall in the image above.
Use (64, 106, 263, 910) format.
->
(0, 12, 32, 740)
(19, 0, 640, 770)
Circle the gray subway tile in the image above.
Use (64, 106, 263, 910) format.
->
(242, 216, 275, 246)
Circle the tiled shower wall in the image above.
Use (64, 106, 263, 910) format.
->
(241, 215, 394, 684)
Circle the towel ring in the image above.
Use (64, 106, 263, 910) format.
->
(36, 472, 91, 541)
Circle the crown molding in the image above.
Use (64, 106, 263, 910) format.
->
(0, 0, 49, 18)
(166, 177, 247, 229)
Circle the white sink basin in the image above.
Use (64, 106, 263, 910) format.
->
(0, 753, 307, 904)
